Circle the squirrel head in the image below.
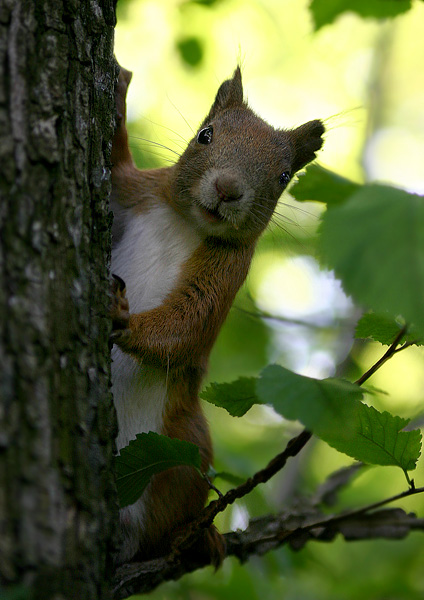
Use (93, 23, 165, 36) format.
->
(173, 67, 324, 244)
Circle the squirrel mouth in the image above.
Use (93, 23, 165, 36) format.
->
(199, 204, 225, 224)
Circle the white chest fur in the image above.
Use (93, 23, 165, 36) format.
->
(111, 201, 201, 451)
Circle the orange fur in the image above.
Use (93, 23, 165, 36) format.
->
(117, 240, 254, 368)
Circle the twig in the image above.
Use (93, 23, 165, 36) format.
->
(203, 473, 224, 498)
(355, 326, 407, 386)
(294, 485, 424, 535)
(171, 430, 312, 555)
(234, 305, 352, 332)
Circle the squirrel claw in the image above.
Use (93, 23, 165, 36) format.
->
(109, 329, 129, 343)
(110, 273, 130, 339)
(112, 273, 126, 293)
(108, 328, 131, 350)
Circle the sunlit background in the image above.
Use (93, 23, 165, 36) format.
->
(114, 1, 424, 598)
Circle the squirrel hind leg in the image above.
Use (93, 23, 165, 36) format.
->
(175, 524, 226, 570)
(204, 524, 226, 569)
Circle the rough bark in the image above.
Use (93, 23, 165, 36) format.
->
(0, 1, 118, 598)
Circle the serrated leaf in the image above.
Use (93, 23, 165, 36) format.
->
(352, 405, 421, 471)
(319, 185, 424, 338)
(115, 432, 201, 508)
(201, 366, 422, 474)
(200, 377, 258, 417)
(356, 312, 406, 345)
(356, 312, 423, 346)
(291, 164, 360, 205)
(257, 365, 363, 440)
(310, 0, 411, 30)
(257, 365, 421, 473)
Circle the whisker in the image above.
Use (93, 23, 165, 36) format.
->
(138, 116, 190, 145)
(249, 202, 306, 245)
(279, 200, 320, 219)
(252, 196, 319, 221)
(166, 94, 196, 135)
(322, 107, 365, 131)
(168, 139, 187, 152)
(128, 135, 181, 157)
(128, 145, 176, 164)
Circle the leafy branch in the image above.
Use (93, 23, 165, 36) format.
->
(355, 325, 408, 386)
(112, 474, 424, 598)
(171, 430, 313, 555)
(113, 326, 423, 597)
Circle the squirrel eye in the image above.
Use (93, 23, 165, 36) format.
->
(197, 126, 213, 145)
(279, 171, 291, 187)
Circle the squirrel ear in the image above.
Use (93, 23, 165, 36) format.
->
(202, 66, 244, 124)
(288, 119, 325, 173)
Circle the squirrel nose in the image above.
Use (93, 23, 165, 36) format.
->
(215, 174, 243, 203)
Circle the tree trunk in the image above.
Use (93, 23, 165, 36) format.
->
(0, 1, 118, 598)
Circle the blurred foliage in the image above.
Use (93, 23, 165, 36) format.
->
(319, 184, 424, 337)
(176, 36, 204, 66)
(114, 0, 424, 597)
(310, 0, 413, 30)
(0, 586, 31, 600)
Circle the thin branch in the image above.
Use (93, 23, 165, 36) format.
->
(203, 474, 224, 498)
(172, 430, 312, 555)
(394, 340, 418, 353)
(227, 505, 424, 560)
(235, 305, 328, 329)
(234, 304, 355, 332)
(355, 326, 407, 386)
(293, 485, 424, 535)
(112, 486, 424, 598)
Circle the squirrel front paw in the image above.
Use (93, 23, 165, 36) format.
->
(111, 66, 133, 168)
(109, 274, 130, 346)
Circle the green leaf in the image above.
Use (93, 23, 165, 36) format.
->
(310, 0, 411, 30)
(257, 365, 421, 473)
(257, 365, 363, 440)
(356, 312, 405, 345)
(201, 366, 422, 474)
(176, 36, 204, 67)
(351, 405, 421, 472)
(356, 312, 423, 346)
(208, 290, 271, 382)
(115, 432, 201, 508)
(319, 185, 424, 338)
(291, 164, 360, 206)
(200, 377, 259, 417)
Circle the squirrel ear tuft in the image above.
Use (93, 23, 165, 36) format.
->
(202, 66, 244, 124)
(214, 66, 244, 110)
(288, 119, 325, 173)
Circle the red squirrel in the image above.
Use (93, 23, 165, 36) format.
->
(110, 65, 324, 565)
